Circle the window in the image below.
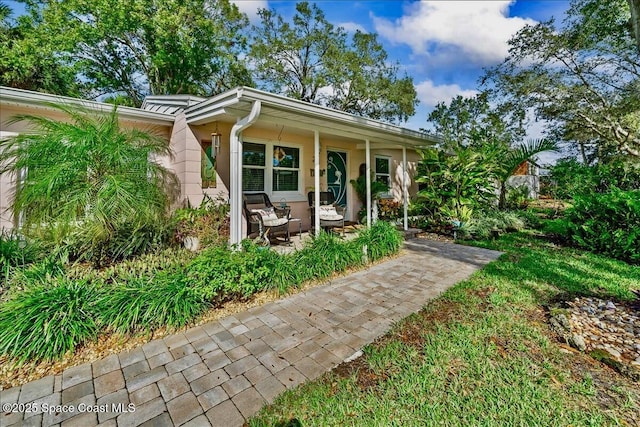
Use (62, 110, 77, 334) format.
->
(375, 156, 391, 187)
(242, 142, 266, 191)
(272, 145, 299, 192)
(242, 141, 302, 194)
(201, 140, 216, 188)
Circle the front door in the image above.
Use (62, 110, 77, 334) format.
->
(327, 150, 347, 207)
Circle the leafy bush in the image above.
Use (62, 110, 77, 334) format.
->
(505, 184, 531, 210)
(565, 189, 640, 263)
(416, 147, 496, 220)
(172, 195, 230, 248)
(97, 273, 209, 334)
(458, 210, 527, 240)
(0, 278, 99, 362)
(378, 199, 402, 221)
(549, 157, 640, 199)
(67, 247, 195, 283)
(187, 242, 278, 303)
(0, 232, 42, 286)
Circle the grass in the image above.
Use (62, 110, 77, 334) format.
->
(249, 230, 640, 426)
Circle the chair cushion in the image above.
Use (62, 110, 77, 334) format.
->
(319, 205, 343, 221)
(251, 207, 278, 222)
(263, 217, 289, 227)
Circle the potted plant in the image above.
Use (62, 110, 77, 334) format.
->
(349, 175, 389, 223)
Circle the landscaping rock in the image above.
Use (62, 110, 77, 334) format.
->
(555, 296, 640, 377)
(569, 334, 586, 351)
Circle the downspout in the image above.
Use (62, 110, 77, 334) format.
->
(365, 139, 371, 227)
(230, 100, 262, 247)
(314, 130, 321, 235)
(402, 146, 408, 231)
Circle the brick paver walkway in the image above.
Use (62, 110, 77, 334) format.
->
(1, 239, 501, 427)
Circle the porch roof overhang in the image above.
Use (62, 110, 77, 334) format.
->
(185, 86, 441, 149)
(0, 86, 176, 126)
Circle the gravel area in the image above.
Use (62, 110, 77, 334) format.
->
(552, 297, 640, 372)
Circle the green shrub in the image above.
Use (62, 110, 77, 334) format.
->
(67, 247, 195, 283)
(356, 221, 403, 261)
(187, 242, 276, 303)
(0, 232, 43, 287)
(565, 189, 640, 263)
(517, 209, 544, 230)
(97, 273, 209, 334)
(172, 195, 230, 248)
(505, 184, 531, 209)
(459, 210, 527, 240)
(549, 157, 640, 199)
(0, 278, 99, 362)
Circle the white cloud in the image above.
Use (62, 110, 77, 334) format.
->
(415, 79, 478, 108)
(230, 0, 268, 22)
(338, 21, 366, 33)
(372, 1, 536, 65)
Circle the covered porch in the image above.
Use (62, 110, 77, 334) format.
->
(145, 87, 439, 246)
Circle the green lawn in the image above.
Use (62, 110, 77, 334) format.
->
(249, 231, 640, 426)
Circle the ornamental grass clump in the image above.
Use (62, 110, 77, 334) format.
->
(0, 278, 99, 362)
(96, 272, 209, 335)
(355, 221, 403, 261)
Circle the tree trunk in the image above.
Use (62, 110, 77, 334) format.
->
(630, 0, 640, 53)
(499, 181, 507, 210)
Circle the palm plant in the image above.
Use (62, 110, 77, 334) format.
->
(492, 138, 559, 209)
(0, 103, 179, 266)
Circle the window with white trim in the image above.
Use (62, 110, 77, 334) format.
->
(375, 156, 391, 188)
(242, 141, 302, 195)
(242, 142, 266, 191)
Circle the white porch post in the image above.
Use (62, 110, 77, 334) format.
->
(314, 130, 321, 235)
(365, 138, 371, 227)
(230, 101, 261, 247)
(402, 146, 408, 231)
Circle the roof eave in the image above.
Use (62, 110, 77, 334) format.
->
(184, 86, 439, 146)
(0, 87, 176, 126)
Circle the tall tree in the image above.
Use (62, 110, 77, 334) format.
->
(0, 2, 79, 95)
(14, 0, 252, 106)
(484, 0, 640, 160)
(425, 92, 526, 150)
(250, 2, 418, 123)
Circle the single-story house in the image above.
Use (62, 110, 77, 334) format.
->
(0, 86, 439, 244)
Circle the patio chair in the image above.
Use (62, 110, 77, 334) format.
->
(243, 193, 290, 243)
(307, 191, 345, 236)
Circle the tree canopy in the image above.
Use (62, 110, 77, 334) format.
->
(250, 2, 418, 123)
(484, 0, 640, 161)
(6, 0, 252, 106)
(0, 2, 79, 95)
(425, 92, 526, 150)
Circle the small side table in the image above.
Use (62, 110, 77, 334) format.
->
(289, 218, 302, 236)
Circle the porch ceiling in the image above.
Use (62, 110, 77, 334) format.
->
(185, 87, 440, 149)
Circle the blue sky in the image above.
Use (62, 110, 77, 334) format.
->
(5, 0, 571, 135)
(227, 1, 572, 135)
(233, 0, 571, 134)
